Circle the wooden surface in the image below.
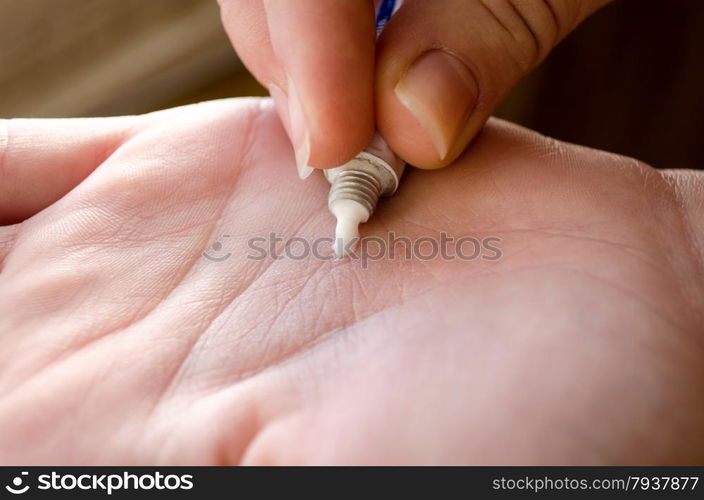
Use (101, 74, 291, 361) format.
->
(0, 0, 264, 118)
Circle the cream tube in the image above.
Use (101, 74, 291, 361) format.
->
(324, 132, 405, 257)
(323, 0, 406, 257)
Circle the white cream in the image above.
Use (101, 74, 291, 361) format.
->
(324, 132, 406, 258)
(330, 198, 370, 257)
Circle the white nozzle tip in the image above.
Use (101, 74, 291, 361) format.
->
(330, 199, 370, 258)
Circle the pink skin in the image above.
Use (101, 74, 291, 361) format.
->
(0, 99, 703, 464)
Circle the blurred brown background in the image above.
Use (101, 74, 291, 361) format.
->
(0, 0, 701, 169)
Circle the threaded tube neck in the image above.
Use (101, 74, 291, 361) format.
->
(328, 169, 382, 215)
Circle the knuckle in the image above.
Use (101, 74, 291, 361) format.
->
(479, 0, 564, 72)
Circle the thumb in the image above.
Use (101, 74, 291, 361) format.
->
(376, 0, 612, 169)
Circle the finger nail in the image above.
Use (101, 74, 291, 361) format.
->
(286, 76, 314, 179)
(267, 82, 291, 135)
(394, 50, 478, 161)
(268, 81, 314, 180)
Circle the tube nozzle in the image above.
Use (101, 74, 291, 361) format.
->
(324, 133, 405, 257)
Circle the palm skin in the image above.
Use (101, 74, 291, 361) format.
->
(0, 98, 702, 464)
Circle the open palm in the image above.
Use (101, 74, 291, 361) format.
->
(1, 99, 702, 464)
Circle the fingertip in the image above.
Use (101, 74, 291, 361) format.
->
(308, 109, 375, 169)
(377, 67, 480, 170)
(286, 49, 376, 169)
(268, 80, 374, 171)
(262, 0, 376, 169)
(375, 18, 483, 169)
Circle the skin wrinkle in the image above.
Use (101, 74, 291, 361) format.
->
(647, 173, 704, 328)
(219, 290, 434, 458)
(190, 254, 358, 391)
(1, 102, 703, 464)
(0, 231, 134, 396)
(157, 194, 328, 400)
(90, 117, 139, 181)
(154, 385, 263, 465)
(478, 0, 528, 45)
(64, 350, 128, 457)
(460, 169, 691, 328)
(542, 0, 564, 41)
(160, 249, 442, 429)
(476, 0, 542, 72)
(661, 173, 704, 331)
(161, 256, 306, 402)
(4, 255, 154, 393)
(232, 264, 693, 465)
(260, 258, 328, 332)
(0, 105, 254, 407)
(0, 225, 19, 270)
(161, 295, 373, 464)
(144, 102, 265, 420)
(535, 134, 569, 160)
(445, 223, 696, 334)
(556, 237, 686, 331)
(517, 257, 691, 335)
(499, 227, 660, 271)
(630, 166, 704, 328)
(159, 226, 610, 424)
(0, 117, 138, 225)
(45, 103, 269, 462)
(505, 0, 545, 66)
(669, 176, 704, 268)
(554, 265, 693, 336)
